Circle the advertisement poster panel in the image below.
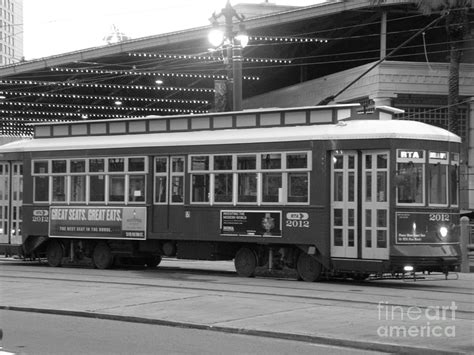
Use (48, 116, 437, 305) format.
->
(220, 210, 282, 237)
(49, 206, 146, 240)
(396, 212, 458, 244)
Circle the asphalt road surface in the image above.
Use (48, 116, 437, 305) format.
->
(0, 310, 386, 355)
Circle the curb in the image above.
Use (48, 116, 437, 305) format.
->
(0, 306, 465, 355)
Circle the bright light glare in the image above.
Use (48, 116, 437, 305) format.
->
(403, 265, 414, 272)
(235, 33, 249, 47)
(114, 100, 122, 106)
(155, 79, 164, 85)
(208, 28, 224, 47)
(439, 226, 448, 238)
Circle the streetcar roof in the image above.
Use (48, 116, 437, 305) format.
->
(0, 119, 461, 153)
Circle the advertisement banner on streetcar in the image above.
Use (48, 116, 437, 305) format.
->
(49, 206, 146, 240)
(395, 212, 458, 244)
(220, 210, 282, 237)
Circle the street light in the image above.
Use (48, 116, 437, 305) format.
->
(209, 0, 248, 111)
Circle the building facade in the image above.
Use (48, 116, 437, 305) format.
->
(0, 0, 22, 66)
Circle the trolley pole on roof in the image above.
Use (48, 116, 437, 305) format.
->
(209, 1, 248, 112)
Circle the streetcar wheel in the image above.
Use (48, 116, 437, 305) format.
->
(92, 242, 114, 269)
(352, 273, 370, 281)
(234, 248, 257, 277)
(296, 253, 322, 282)
(146, 255, 162, 267)
(46, 240, 64, 267)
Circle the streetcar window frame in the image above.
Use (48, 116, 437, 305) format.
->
(449, 153, 459, 207)
(31, 156, 148, 205)
(395, 150, 425, 206)
(188, 151, 311, 206)
(428, 151, 449, 207)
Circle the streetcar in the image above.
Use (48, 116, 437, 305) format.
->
(0, 104, 461, 281)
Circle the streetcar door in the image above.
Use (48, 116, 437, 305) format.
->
(361, 152, 389, 259)
(153, 156, 185, 234)
(331, 151, 358, 258)
(0, 162, 8, 244)
(0, 162, 22, 246)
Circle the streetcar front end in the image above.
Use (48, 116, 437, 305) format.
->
(391, 149, 461, 275)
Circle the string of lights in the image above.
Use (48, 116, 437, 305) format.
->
(0, 101, 209, 114)
(0, 90, 209, 105)
(0, 79, 215, 93)
(1, 116, 75, 123)
(50, 67, 260, 81)
(249, 36, 328, 43)
(0, 106, 208, 118)
(128, 52, 292, 64)
(0, 109, 139, 119)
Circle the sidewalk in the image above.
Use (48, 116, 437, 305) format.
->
(1, 262, 473, 354)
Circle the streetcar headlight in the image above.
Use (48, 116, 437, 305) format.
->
(403, 265, 414, 272)
(439, 226, 448, 238)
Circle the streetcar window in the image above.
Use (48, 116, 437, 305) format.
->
(287, 153, 307, 169)
(377, 230, 387, 248)
(51, 160, 67, 203)
(192, 174, 209, 202)
(34, 176, 49, 202)
(261, 153, 281, 170)
(109, 158, 124, 172)
(89, 175, 105, 202)
(171, 157, 184, 203)
(89, 159, 104, 172)
(428, 151, 448, 206)
(238, 173, 257, 203)
(155, 157, 167, 173)
(288, 173, 308, 203)
(214, 155, 232, 170)
(237, 173, 257, 203)
(334, 172, 343, 202)
(155, 176, 167, 203)
(128, 157, 145, 172)
(31, 157, 147, 205)
(129, 175, 145, 202)
(190, 156, 209, 203)
(189, 152, 311, 205)
(377, 171, 387, 202)
(237, 155, 256, 170)
(262, 172, 282, 203)
(396, 162, 424, 204)
(450, 153, 459, 206)
(0, 179, 5, 200)
(214, 173, 233, 203)
(171, 176, 184, 203)
(52, 160, 67, 174)
(70, 160, 85, 173)
(52, 176, 66, 202)
(33, 161, 48, 174)
(70, 159, 86, 203)
(428, 163, 447, 205)
(155, 157, 184, 204)
(191, 156, 209, 171)
(172, 157, 184, 173)
(71, 175, 86, 202)
(348, 172, 355, 202)
(154, 157, 168, 204)
(109, 175, 125, 202)
(450, 165, 458, 206)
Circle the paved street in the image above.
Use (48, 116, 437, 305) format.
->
(0, 258, 473, 354)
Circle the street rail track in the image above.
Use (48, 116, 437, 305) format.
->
(1, 260, 472, 318)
